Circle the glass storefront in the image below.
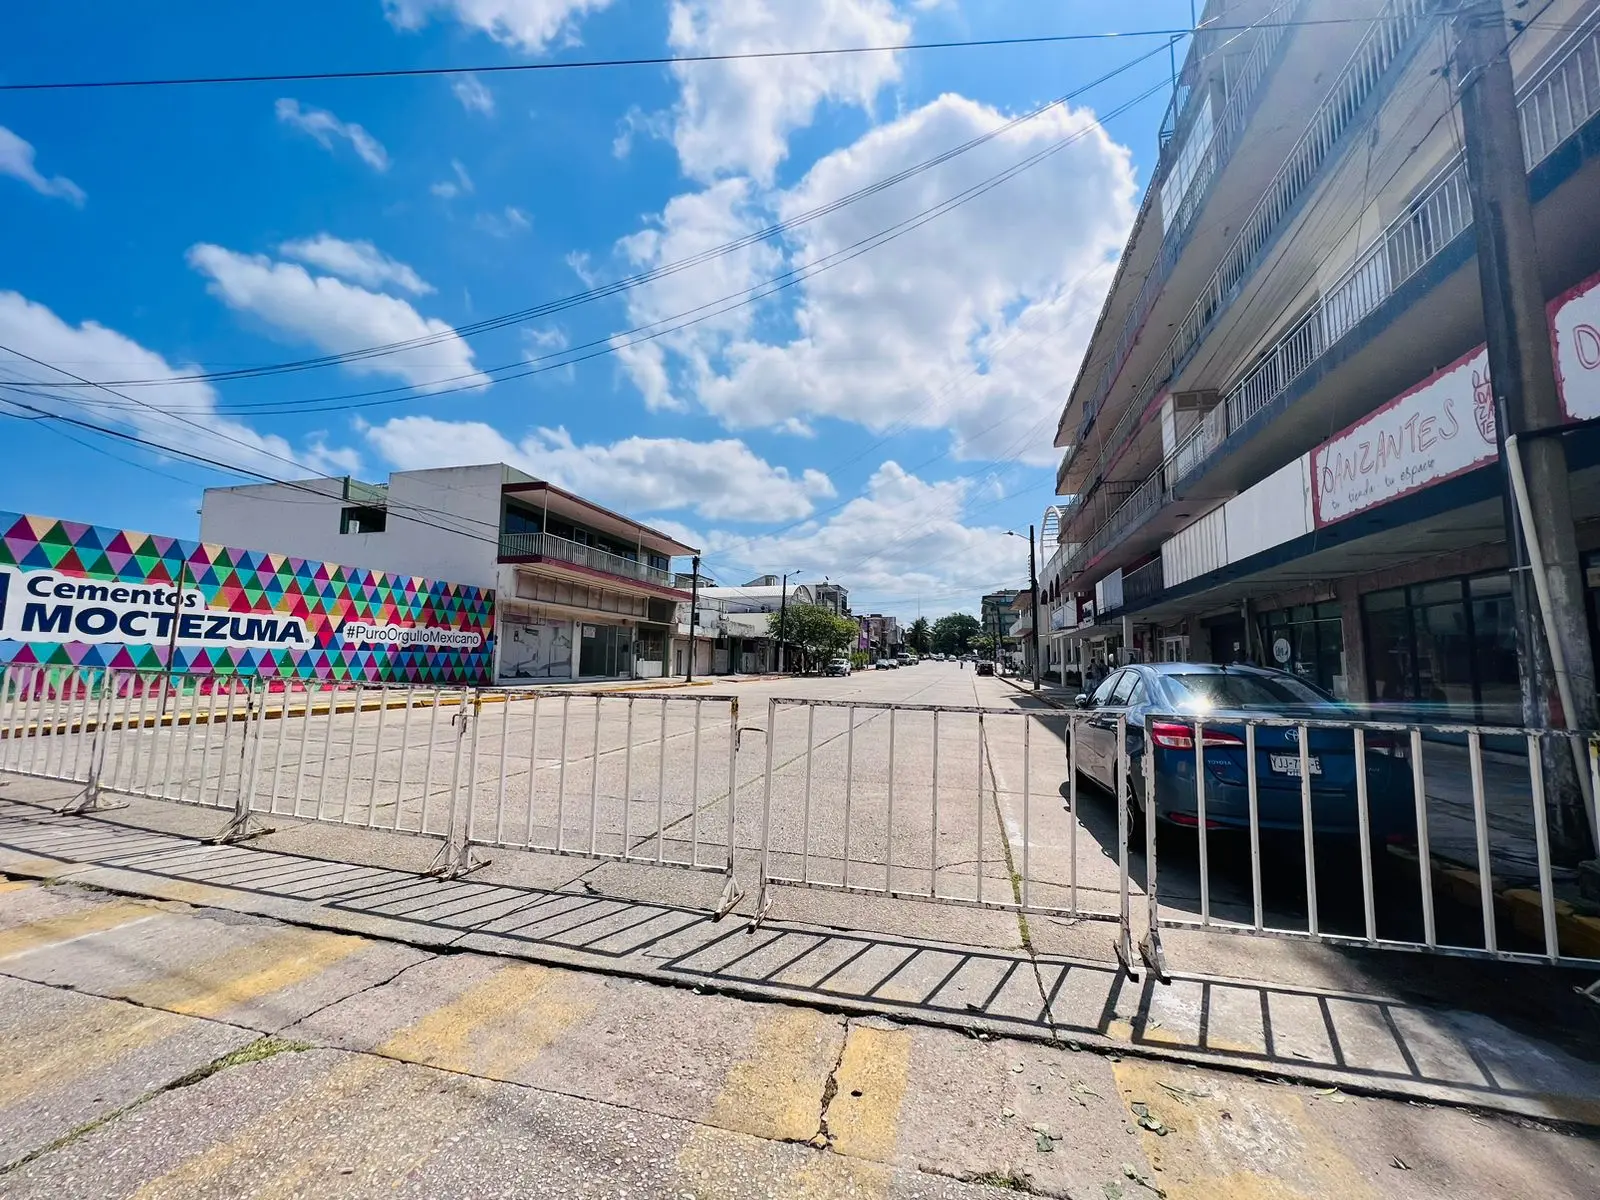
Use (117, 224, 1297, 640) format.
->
(1258, 603, 1346, 697)
(577, 622, 632, 679)
(1361, 573, 1521, 723)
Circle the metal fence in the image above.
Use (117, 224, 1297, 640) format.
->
(1134, 710, 1600, 974)
(749, 698, 1142, 972)
(0, 664, 745, 912)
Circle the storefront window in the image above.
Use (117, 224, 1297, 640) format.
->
(1259, 606, 1345, 696)
(1362, 573, 1524, 723)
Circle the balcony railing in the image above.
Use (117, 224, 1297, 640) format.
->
(1071, 4, 1300, 452)
(1062, 6, 1600, 584)
(1123, 556, 1166, 607)
(499, 531, 676, 588)
(1067, 0, 1429, 500)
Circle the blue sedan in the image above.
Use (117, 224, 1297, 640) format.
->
(1070, 663, 1415, 847)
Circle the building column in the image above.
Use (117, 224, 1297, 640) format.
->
(1337, 577, 1368, 705)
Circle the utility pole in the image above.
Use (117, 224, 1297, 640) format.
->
(687, 554, 699, 684)
(1455, 0, 1598, 856)
(1027, 524, 1043, 692)
(776, 572, 790, 675)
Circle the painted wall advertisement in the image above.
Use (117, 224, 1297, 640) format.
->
(0, 511, 495, 683)
(1312, 267, 1600, 527)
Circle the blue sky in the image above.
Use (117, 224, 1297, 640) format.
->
(1, 0, 1189, 620)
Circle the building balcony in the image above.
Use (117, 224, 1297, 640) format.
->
(1061, 8, 1600, 587)
(499, 531, 679, 590)
(1059, 0, 1432, 499)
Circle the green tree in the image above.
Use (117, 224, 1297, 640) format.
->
(969, 633, 996, 659)
(907, 616, 932, 655)
(932, 612, 981, 655)
(769, 604, 859, 673)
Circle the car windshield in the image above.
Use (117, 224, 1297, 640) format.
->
(1161, 671, 1336, 712)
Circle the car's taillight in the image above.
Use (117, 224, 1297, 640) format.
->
(1366, 733, 1409, 759)
(1150, 721, 1244, 750)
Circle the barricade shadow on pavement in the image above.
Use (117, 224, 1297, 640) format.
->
(3, 787, 1599, 1123)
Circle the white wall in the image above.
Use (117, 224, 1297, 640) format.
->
(1222, 455, 1312, 562)
(1163, 506, 1227, 587)
(199, 464, 509, 589)
(1095, 568, 1124, 613)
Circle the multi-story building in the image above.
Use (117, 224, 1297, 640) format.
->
(980, 590, 1021, 660)
(1049, 0, 1600, 722)
(697, 580, 814, 672)
(812, 582, 850, 616)
(200, 464, 696, 683)
(858, 614, 903, 658)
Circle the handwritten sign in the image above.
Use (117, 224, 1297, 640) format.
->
(1554, 273, 1600, 421)
(1311, 347, 1497, 526)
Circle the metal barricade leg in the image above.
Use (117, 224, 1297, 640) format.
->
(714, 697, 743, 919)
(212, 677, 275, 844)
(431, 689, 487, 878)
(1137, 713, 1167, 980)
(1112, 713, 1140, 980)
(59, 670, 124, 814)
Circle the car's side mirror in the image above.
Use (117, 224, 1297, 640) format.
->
(1074, 694, 1091, 709)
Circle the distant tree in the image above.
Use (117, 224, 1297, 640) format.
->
(770, 604, 859, 673)
(969, 633, 996, 659)
(932, 613, 981, 655)
(907, 617, 932, 655)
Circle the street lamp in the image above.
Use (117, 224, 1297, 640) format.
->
(1004, 527, 1042, 691)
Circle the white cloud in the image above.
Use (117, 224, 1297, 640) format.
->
(621, 92, 1134, 465)
(613, 177, 781, 412)
(383, 0, 613, 53)
(0, 290, 358, 479)
(187, 244, 490, 393)
(278, 235, 432, 296)
(0, 125, 85, 206)
(430, 159, 475, 199)
(275, 99, 390, 171)
(667, 0, 909, 184)
(612, 105, 670, 158)
(474, 205, 531, 237)
(363, 416, 834, 522)
(692, 461, 1025, 613)
(451, 74, 496, 115)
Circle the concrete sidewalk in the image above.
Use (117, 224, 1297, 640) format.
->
(2, 776, 1598, 1127)
(6, 876, 1597, 1198)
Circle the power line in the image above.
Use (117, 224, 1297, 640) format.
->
(50, 43, 1176, 394)
(52, 73, 1173, 430)
(0, 15, 1436, 94)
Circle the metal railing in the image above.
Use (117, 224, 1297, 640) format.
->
(750, 699, 1142, 973)
(1138, 710, 1600, 974)
(1070, 4, 1301, 468)
(0, 664, 745, 910)
(1065, 9, 1600, 582)
(499, 530, 676, 587)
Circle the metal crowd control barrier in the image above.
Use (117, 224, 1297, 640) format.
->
(0, 665, 744, 914)
(1137, 711, 1600, 975)
(750, 698, 1143, 975)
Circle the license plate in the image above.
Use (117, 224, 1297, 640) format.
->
(1268, 754, 1321, 776)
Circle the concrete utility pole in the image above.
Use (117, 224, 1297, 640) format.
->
(687, 554, 699, 684)
(777, 572, 791, 674)
(1455, 0, 1598, 856)
(1027, 526, 1043, 691)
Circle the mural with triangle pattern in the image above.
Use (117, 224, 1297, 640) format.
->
(0, 510, 494, 684)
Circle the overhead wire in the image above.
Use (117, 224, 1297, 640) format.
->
(0, 13, 1450, 94)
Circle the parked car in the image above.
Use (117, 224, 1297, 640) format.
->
(975, 661, 995, 676)
(1069, 663, 1415, 848)
(824, 659, 851, 677)
(897, 654, 915, 667)
(875, 658, 897, 670)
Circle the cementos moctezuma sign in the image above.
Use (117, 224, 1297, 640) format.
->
(0, 511, 494, 684)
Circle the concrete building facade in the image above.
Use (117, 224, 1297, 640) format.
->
(1048, 0, 1600, 722)
(200, 464, 697, 684)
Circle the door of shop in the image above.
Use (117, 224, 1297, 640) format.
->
(577, 622, 632, 679)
